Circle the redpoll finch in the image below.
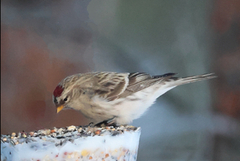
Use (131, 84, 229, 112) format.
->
(53, 72, 216, 125)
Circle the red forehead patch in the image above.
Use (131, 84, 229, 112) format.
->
(53, 85, 64, 97)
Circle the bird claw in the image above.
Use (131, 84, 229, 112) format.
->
(87, 122, 94, 127)
(94, 117, 117, 127)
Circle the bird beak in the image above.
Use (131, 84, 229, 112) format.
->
(57, 105, 64, 113)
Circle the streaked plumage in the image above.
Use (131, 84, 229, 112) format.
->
(53, 72, 216, 125)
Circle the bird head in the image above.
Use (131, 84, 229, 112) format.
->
(53, 84, 72, 113)
(52, 73, 88, 113)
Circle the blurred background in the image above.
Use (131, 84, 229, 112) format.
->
(1, 0, 240, 160)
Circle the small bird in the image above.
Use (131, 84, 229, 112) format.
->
(53, 72, 216, 125)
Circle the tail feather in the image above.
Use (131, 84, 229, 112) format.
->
(169, 73, 216, 86)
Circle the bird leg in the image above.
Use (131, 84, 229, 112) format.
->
(94, 117, 117, 127)
(86, 122, 94, 127)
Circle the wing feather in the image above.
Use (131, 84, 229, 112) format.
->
(119, 72, 177, 98)
(94, 72, 129, 100)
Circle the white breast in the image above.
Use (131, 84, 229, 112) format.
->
(92, 84, 175, 124)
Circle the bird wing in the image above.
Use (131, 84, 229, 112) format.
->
(94, 72, 130, 101)
(93, 72, 216, 101)
(120, 73, 217, 98)
(94, 72, 176, 100)
(94, 72, 177, 100)
(73, 71, 216, 102)
(118, 72, 176, 98)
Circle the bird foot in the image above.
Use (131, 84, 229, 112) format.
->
(94, 117, 117, 127)
(87, 122, 94, 127)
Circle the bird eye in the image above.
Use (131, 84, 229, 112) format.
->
(63, 97, 68, 102)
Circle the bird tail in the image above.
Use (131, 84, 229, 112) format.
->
(170, 73, 216, 86)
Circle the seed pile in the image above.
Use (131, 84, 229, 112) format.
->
(1, 125, 140, 146)
(1, 125, 141, 161)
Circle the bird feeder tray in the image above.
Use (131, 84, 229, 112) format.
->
(1, 125, 141, 161)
